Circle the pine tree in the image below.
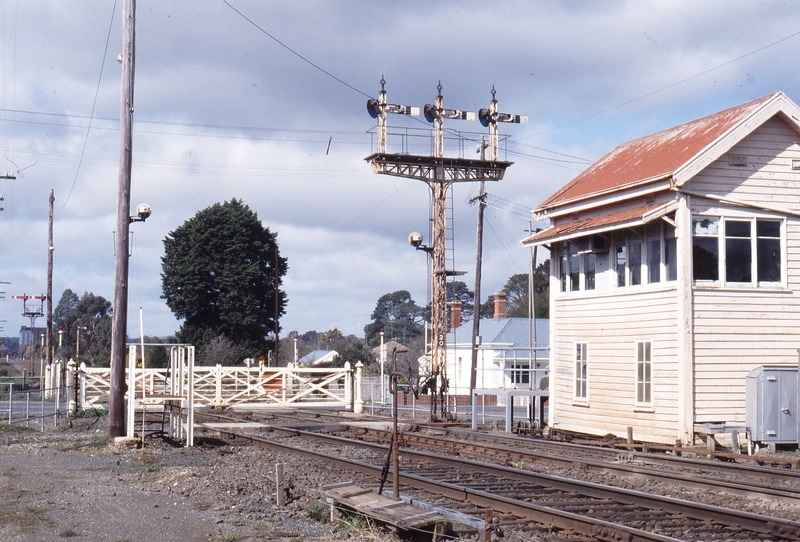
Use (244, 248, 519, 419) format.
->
(161, 199, 288, 360)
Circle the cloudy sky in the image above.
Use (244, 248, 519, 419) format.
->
(1, 0, 799, 341)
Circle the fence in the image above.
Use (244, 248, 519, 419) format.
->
(359, 347, 550, 426)
(79, 363, 354, 409)
(0, 380, 70, 430)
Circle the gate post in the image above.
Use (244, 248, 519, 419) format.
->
(67, 359, 77, 415)
(344, 362, 352, 408)
(354, 361, 364, 414)
(44, 364, 52, 399)
(79, 362, 87, 412)
(214, 364, 223, 407)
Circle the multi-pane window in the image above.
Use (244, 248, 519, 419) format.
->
(665, 224, 677, 281)
(636, 340, 652, 406)
(646, 223, 661, 284)
(511, 362, 530, 385)
(615, 221, 676, 288)
(559, 241, 597, 292)
(559, 219, 676, 293)
(574, 342, 588, 400)
(692, 215, 782, 286)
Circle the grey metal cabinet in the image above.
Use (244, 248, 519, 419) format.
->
(745, 365, 798, 444)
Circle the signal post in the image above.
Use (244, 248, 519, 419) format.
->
(365, 80, 519, 421)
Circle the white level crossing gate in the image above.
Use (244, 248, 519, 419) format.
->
(78, 348, 355, 411)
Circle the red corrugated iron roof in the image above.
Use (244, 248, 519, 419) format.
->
(536, 92, 782, 212)
(522, 202, 672, 246)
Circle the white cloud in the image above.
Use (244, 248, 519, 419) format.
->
(2, 0, 800, 341)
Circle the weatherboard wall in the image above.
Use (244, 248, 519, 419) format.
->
(687, 115, 800, 426)
(550, 287, 680, 444)
(546, 110, 800, 444)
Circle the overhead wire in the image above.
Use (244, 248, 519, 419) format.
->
(485, 216, 524, 273)
(520, 27, 800, 141)
(221, 0, 373, 100)
(483, 194, 534, 219)
(59, 0, 118, 210)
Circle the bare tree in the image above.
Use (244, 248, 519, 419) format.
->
(198, 335, 237, 366)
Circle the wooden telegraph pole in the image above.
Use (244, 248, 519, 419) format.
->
(46, 190, 54, 368)
(109, 0, 136, 439)
(469, 139, 487, 392)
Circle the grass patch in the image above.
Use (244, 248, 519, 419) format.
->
(337, 514, 385, 538)
(0, 424, 37, 434)
(305, 503, 329, 523)
(138, 451, 162, 473)
(0, 504, 55, 533)
(74, 408, 108, 419)
(218, 534, 246, 542)
(59, 529, 78, 537)
(58, 434, 109, 452)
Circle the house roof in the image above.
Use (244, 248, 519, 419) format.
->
(447, 317, 549, 349)
(522, 200, 677, 247)
(370, 340, 409, 358)
(534, 91, 796, 215)
(297, 350, 338, 366)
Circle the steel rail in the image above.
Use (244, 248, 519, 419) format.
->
(448, 426, 800, 472)
(202, 424, 680, 541)
(197, 411, 800, 505)
(198, 409, 800, 501)
(195, 417, 800, 541)
(336, 425, 800, 505)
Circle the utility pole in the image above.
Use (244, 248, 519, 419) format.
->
(274, 245, 280, 365)
(109, 0, 136, 439)
(47, 190, 54, 367)
(472, 87, 527, 393)
(469, 137, 487, 392)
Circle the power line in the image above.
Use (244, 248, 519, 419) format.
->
(60, 0, 118, 210)
(485, 216, 524, 273)
(483, 194, 533, 219)
(521, 28, 800, 140)
(221, 0, 373, 100)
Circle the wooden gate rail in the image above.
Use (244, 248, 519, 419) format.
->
(79, 363, 354, 410)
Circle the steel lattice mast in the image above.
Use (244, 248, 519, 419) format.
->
(366, 80, 514, 421)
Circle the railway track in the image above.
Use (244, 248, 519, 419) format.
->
(216, 408, 800, 506)
(193, 409, 800, 541)
(328, 423, 800, 507)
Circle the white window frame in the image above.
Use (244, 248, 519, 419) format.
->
(692, 215, 785, 288)
(635, 340, 653, 409)
(574, 341, 588, 403)
(614, 221, 677, 290)
(558, 241, 598, 293)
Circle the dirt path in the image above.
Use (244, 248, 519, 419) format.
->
(0, 418, 389, 542)
(0, 429, 217, 542)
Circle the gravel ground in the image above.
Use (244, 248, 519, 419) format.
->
(3, 415, 798, 542)
(0, 417, 395, 542)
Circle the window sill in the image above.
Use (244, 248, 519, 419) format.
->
(692, 283, 789, 292)
(557, 282, 678, 297)
(633, 406, 655, 413)
(572, 400, 590, 408)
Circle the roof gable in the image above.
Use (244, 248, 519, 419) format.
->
(535, 92, 800, 214)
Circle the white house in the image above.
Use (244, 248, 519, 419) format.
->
(522, 91, 800, 445)
(445, 295, 549, 397)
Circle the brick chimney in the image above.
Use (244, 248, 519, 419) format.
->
(449, 300, 462, 331)
(493, 292, 507, 320)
